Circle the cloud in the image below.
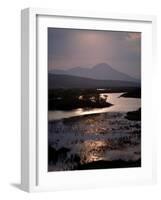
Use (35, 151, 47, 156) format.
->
(126, 32, 141, 40)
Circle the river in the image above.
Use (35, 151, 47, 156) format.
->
(48, 93, 141, 121)
(48, 92, 141, 171)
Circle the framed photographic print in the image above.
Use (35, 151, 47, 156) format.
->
(21, 8, 156, 192)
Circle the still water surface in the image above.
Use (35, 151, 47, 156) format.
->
(48, 93, 141, 120)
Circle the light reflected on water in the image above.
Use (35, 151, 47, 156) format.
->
(77, 139, 141, 164)
(48, 103, 141, 171)
(79, 140, 109, 163)
(48, 93, 141, 120)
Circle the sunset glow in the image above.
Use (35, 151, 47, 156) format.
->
(48, 28, 141, 79)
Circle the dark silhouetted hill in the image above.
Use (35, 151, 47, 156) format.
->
(51, 63, 140, 83)
(48, 74, 140, 89)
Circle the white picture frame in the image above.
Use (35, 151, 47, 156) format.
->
(21, 8, 157, 192)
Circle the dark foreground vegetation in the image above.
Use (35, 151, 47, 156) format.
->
(76, 159, 141, 170)
(126, 108, 141, 121)
(48, 146, 71, 164)
(120, 88, 141, 98)
(49, 88, 113, 110)
(48, 145, 141, 171)
(48, 87, 140, 110)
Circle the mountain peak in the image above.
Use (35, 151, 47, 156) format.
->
(51, 63, 139, 83)
(93, 63, 112, 69)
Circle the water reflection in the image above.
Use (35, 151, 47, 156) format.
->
(48, 110, 141, 171)
(79, 140, 109, 163)
(79, 139, 141, 164)
(48, 93, 141, 120)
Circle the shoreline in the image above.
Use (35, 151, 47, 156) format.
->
(48, 159, 141, 172)
(76, 159, 141, 170)
(48, 108, 141, 123)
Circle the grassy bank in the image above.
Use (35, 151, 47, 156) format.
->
(75, 159, 141, 170)
(48, 87, 140, 110)
(126, 108, 141, 121)
(119, 88, 141, 98)
(48, 88, 112, 110)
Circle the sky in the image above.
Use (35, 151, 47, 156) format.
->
(48, 28, 141, 79)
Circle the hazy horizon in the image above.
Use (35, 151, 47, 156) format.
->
(48, 28, 141, 80)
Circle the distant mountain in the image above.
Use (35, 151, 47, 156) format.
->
(50, 63, 139, 83)
(48, 74, 140, 89)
